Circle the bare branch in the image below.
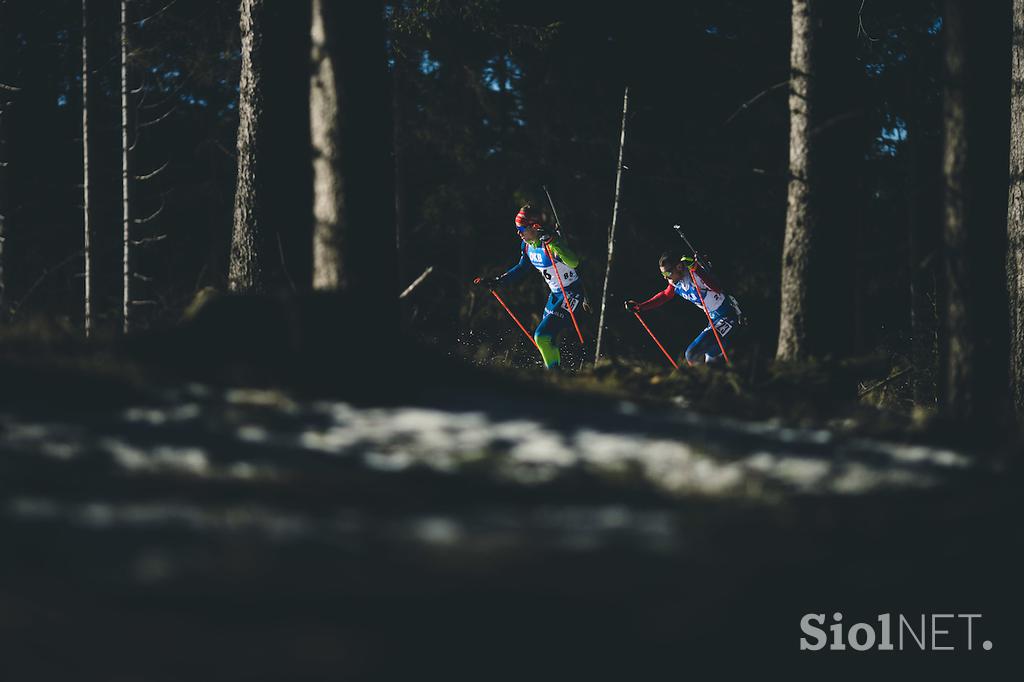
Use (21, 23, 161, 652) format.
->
(810, 109, 862, 137)
(135, 160, 169, 181)
(133, 273, 154, 282)
(139, 105, 176, 128)
(140, 70, 193, 110)
(857, 0, 880, 42)
(133, 199, 165, 225)
(723, 80, 788, 126)
(400, 266, 435, 299)
(0, 82, 21, 92)
(131, 234, 168, 246)
(130, 299, 160, 306)
(135, 0, 180, 25)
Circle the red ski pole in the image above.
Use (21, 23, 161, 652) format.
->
(633, 311, 678, 370)
(689, 266, 730, 365)
(542, 242, 585, 345)
(474, 278, 539, 349)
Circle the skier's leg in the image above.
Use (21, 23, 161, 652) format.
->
(535, 315, 565, 369)
(685, 327, 715, 365)
(702, 316, 739, 364)
(535, 290, 582, 370)
(535, 294, 568, 370)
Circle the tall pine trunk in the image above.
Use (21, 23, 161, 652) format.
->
(907, 97, 940, 408)
(595, 85, 630, 364)
(0, 85, 7, 323)
(82, 0, 92, 338)
(941, 0, 1011, 425)
(1008, 0, 1024, 419)
(229, 0, 267, 293)
(901, 18, 942, 408)
(309, 0, 393, 304)
(310, 0, 345, 290)
(776, 0, 815, 361)
(392, 44, 409, 291)
(0, 0, 13, 320)
(120, 0, 132, 333)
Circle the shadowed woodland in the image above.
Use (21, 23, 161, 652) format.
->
(1, 0, 1023, 679)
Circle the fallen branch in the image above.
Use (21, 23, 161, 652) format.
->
(858, 366, 913, 398)
(399, 266, 435, 299)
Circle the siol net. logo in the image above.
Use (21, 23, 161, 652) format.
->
(799, 613, 992, 652)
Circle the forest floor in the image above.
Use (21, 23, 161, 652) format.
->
(0, 310, 1021, 680)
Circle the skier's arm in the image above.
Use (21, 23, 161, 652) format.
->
(636, 284, 675, 311)
(495, 244, 531, 287)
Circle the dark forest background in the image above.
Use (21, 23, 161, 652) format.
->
(4, 4, 1024, 679)
(2, 0, 1020, 433)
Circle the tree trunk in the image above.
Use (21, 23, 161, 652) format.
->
(776, 0, 815, 362)
(907, 115, 940, 408)
(0, 0, 13, 320)
(907, 33, 941, 409)
(0, 86, 8, 324)
(942, 0, 1011, 424)
(82, 0, 92, 338)
(1009, 0, 1024, 419)
(595, 85, 629, 364)
(121, 0, 132, 333)
(310, 0, 346, 291)
(309, 0, 394, 303)
(229, 0, 267, 293)
(392, 40, 410, 293)
(0, 92, 6, 320)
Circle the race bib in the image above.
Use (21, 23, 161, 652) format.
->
(529, 245, 579, 292)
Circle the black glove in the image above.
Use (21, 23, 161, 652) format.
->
(536, 225, 556, 244)
(624, 299, 640, 313)
(473, 275, 500, 290)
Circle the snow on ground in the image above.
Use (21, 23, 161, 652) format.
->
(0, 383, 984, 555)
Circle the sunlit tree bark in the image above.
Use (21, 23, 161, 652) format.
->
(776, 0, 816, 361)
(1008, 0, 1024, 418)
(310, 0, 394, 306)
(229, 0, 267, 293)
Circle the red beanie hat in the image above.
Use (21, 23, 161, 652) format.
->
(515, 206, 544, 229)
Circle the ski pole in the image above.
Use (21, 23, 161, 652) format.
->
(632, 311, 678, 369)
(474, 278, 539, 349)
(542, 185, 562, 232)
(689, 266, 731, 365)
(542, 242, 585, 345)
(673, 224, 710, 271)
(542, 186, 588, 343)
